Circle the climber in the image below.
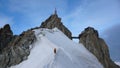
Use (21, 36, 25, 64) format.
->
(54, 48, 56, 54)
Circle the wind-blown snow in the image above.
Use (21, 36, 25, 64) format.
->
(10, 28, 103, 68)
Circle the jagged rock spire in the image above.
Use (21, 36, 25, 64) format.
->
(0, 24, 13, 51)
(79, 27, 120, 68)
(40, 10, 72, 39)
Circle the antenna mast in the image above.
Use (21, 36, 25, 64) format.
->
(54, 8, 57, 15)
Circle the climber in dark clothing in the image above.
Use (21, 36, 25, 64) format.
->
(54, 48, 56, 54)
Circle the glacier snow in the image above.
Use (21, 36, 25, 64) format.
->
(10, 28, 103, 68)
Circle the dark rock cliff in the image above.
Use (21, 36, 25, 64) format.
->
(0, 24, 36, 68)
(40, 11, 72, 39)
(79, 27, 120, 68)
(0, 24, 13, 52)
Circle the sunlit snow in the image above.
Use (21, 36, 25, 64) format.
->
(10, 28, 103, 68)
(115, 62, 120, 66)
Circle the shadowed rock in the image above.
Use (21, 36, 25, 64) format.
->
(0, 24, 13, 52)
(0, 24, 36, 68)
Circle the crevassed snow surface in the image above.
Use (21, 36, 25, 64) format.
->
(11, 28, 103, 68)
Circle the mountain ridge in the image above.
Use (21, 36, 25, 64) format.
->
(0, 12, 119, 68)
(11, 28, 103, 68)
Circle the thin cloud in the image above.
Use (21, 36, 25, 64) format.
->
(8, 0, 67, 15)
(7, 0, 68, 22)
(102, 24, 120, 61)
(63, 0, 120, 35)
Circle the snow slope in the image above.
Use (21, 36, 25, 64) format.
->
(115, 62, 120, 66)
(10, 28, 103, 68)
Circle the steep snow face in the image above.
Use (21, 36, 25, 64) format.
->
(10, 28, 103, 68)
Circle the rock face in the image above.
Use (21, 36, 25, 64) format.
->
(79, 27, 120, 68)
(0, 24, 13, 52)
(0, 24, 36, 68)
(40, 11, 72, 39)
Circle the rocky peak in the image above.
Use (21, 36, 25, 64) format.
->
(79, 27, 120, 68)
(0, 24, 13, 51)
(40, 10, 72, 39)
(85, 27, 98, 36)
(4, 24, 11, 30)
(0, 24, 13, 36)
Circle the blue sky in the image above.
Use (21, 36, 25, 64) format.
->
(0, 0, 120, 62)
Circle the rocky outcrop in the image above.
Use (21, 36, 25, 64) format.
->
(0, 24, 36, 68)
(40, 11, 72, 39)
(79, 27, 120, 68)
(0, 24, 13, 52)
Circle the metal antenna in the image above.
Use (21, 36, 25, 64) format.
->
(54, 8, 57, 15)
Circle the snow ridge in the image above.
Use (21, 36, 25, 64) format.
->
(11, 28, 103, 68)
